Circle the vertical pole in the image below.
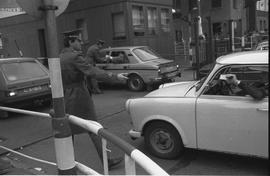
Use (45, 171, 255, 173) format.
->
(125, 154, 136, 175)
(228, 20, 233, 52)
(207, 16, 214, 63)
(231, 21, 235, 52)
(102, 138, 109, 175)
(194, 0, 200, 80)
(42, 0, 76, 174)
(194, 19, 200, 80)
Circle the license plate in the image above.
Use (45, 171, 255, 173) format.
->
(166, 72, 177, 78)
(23, 86, 42, 93)
(161, 66, 176, 73)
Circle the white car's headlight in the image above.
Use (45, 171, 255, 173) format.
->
(125, 99, 132, 114)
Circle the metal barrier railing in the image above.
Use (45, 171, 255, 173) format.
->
(0, 106, 169, 175)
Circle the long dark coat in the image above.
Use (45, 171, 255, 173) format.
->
(59, 48, 111, 134)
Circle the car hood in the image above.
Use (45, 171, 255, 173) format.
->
(145, 81, 197, 97)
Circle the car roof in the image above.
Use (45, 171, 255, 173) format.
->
(0, 57, 37, 63)
(216, 51, 268, 65)
(103, 46, 147, 51)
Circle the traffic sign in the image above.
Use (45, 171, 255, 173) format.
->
(16, 0, 69, 19)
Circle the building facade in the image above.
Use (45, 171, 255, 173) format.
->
(0, 0, 175, 59)
(172, 0, 268, 65)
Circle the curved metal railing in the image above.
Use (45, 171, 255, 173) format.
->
(0, 106, 169, 175)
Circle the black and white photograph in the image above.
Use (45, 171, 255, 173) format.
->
(0, 0, 268, 175)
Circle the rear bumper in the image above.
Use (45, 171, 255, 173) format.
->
(1, 92, 51, 107)
(149, 71, 181, 84)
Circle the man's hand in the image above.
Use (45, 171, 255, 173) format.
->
(224, 74, 239, 85)
(117, 73, 128, 81)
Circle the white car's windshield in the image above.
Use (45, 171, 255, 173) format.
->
(133, 47, 160, 61)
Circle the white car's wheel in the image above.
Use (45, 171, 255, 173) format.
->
(127, 75, 145, 91)
(144, 121, 184, 159)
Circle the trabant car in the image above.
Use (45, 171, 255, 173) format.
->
(0, 58, 51, 118)
(96, 46, 181, 91)
(126, 51, 268, 159)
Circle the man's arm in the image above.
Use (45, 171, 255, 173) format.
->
(225, 74, 266, 100)
(73, 54, 127, 81)
(238, 82, 266, 100)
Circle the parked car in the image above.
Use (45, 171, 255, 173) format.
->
(255, 41, 268, 50)
(96, 46, 181, 91)
(0, 58, 51, 118)
(126, 51, 268, 159)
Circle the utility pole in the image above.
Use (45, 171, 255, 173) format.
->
(42, 0, 77, 174)
(192, 0, 201, 80)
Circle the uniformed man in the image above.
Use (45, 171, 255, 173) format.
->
(60, 35, 127, 169)
(86, 40, 107, 94)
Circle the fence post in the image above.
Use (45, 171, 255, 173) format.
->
(125, 154, 136, 175)
(42, 0, 76, 174)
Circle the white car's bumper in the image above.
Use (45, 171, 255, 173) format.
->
(128, 129, 142, 139)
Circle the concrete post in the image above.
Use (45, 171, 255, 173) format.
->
(42, 0, 76, 174)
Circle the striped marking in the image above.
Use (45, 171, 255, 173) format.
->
(54, 137, 76, 170)
(68, 115, 103, 134)
(52, 97, 66, 119)
(48, 58, 64, 98)
(131, 149, 169, 176)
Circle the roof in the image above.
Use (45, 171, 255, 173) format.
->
(0, 57, 36, 63)
(216, 51, 269, 65)
(103, 46, 147, 51)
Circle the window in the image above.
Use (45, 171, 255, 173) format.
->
(175, 30, 183, 42)
(132, 6, 145, 36)
(1, 61, 47, 83)
(161, 8, 170, 32)
(263, 20, 266, 31)
(204, 65, 268, 97)
(112, 12, 126, 40)
(147, 7, 158, 35)
(110, 51, 129, 64)
(133, 47, 159, 61)
(76, 18, 88, 41)
(233, 0, 239, 9)
(211, 0, 222, 8)
(213, 22, 222, 36)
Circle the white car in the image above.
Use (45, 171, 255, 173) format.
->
(126, 51, 268, 159)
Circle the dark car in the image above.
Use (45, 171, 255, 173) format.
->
(0, 58, 51, 118)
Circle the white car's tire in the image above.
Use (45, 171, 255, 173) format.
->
(144, 121, 184, 159)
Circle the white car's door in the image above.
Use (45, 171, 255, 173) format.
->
(196, 95, 268, 158)
(196, 64, 268, 158)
